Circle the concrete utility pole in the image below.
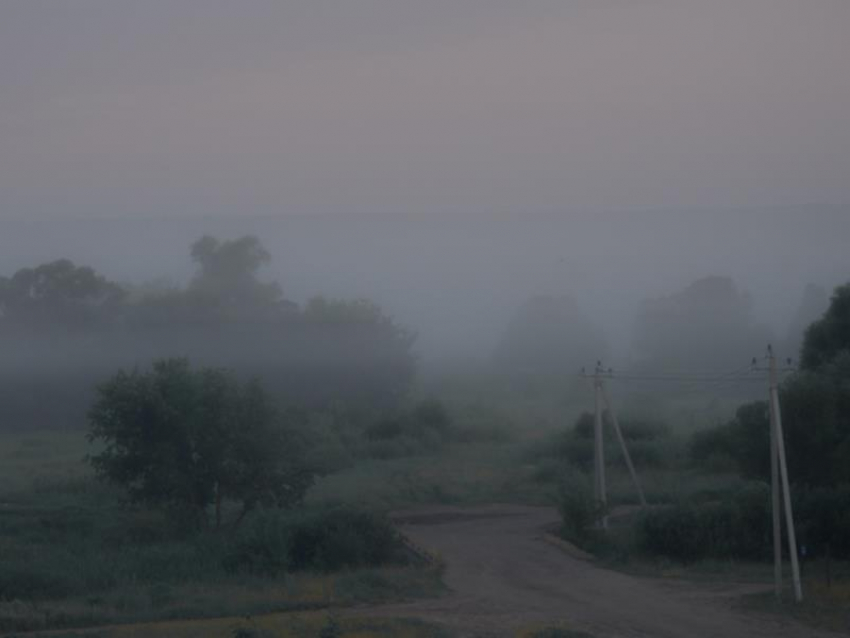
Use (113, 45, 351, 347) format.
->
(766, 345, 803, 602)
(601, 382, 647, 508)
(768, 393, 782, 599)
(593, 362, 607, 527)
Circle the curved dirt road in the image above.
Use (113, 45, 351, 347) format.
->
(357, 504, 842, 638)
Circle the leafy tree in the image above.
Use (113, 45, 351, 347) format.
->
(88, 359, 313, 529)
(294, 297, 417, 406)
(0, 259, 124, 329)
(800, 283, 850, 370)
(785, 283, 829, 361)
(691, 355, 850, 487)
(189, 235, 283, 310)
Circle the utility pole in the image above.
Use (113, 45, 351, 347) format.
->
(768, 391, 782, 599)
(600, 382, 647, 508)
(765, 345, 803, 602)
(593, 362, 607, 528)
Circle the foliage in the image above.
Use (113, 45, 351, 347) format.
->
(319, 614, 342, 638)
(801, 282, 850, 370)
(526, 629, 594, 638)
(557, 470, 604, 546)
(691, 356, 850, 487)
(0, 259, 124, 330)
(547, 412, 675, 473)
(636, 485, 772, 562)
(362, 399, 454, 458)
(224, 507, 409, 575)
(794, 485, 850, 558)
(87, 359, 313, 528)
(573, 412, 669, 442)
(636, 484, 850, 562)
(188, 234, 284, 316)
(0, 236, 418, 430)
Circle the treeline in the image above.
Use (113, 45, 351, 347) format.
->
(656, 283, 850, 561)
(0, 235, 415, 429)
(494, 276, 828, 381)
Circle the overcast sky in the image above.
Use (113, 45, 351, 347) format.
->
(2, 1, 849, 219)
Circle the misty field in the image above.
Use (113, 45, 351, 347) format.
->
(0, 235, 847, 637)
(3, 380, 848, 636)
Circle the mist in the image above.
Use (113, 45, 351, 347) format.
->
(3, 3, 850, 631)
(1, 206, 847, 365)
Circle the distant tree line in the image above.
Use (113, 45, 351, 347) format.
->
(494, 276, 827, 385)
(0, 236, 416, 429)
(691, 283, 850, 488)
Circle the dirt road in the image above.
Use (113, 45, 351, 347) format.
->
(357, 504, 842, 638)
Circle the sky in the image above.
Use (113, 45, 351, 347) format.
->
(2, 1, 849, 219)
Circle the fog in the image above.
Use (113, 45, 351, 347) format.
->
(1, 1, 849, 425)
(1, 205, 847, 366)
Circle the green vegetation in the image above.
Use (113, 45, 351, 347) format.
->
(88, 358, 313, 530)
(524, 629, 595, 638)
(1, 253, 848, 636)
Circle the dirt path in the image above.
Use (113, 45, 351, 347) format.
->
(352, 504, 842, 638)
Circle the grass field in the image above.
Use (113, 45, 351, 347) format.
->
(1, 385, 847, 636)
(2, 611, 453, 638)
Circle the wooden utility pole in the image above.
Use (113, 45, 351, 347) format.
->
(767, 345, 803, 602)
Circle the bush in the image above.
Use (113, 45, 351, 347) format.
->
(573, 412, 669, 442)
(636, 484, 773, 562)
(689, 423, 737, 465)
(225, 507, 409, 575)
(361, 399, 455, 458)
(794, 485, 850, 559)
(286, 508, 406, 572)
(557, 471, 604, 546)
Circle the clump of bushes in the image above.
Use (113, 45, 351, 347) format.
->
(531, 412, 675, 481)
(557, 470, 604, 546)
(224, 507, 410, 575)
(636, 485, 771, 562)
(635, 484, 850, 562)
(362, 399, 455, 459)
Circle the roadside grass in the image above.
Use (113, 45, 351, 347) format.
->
(3, 612, 453, 638)
(0, 429, 449, 633)
(738, 573, 850, 634)
(308, 442, 556, 511)
(0, 565, 445, 633)
(0, 430, 93, 497)
(518, 625, 595, 638)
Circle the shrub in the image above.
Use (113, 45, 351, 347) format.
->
(636, 485, 772, 562)
(225, 507, 409, 575)
(361, 399, 455, 458)
(557, 471, 604, 546)
(793, 485, 850, 559)
(286, 508, 406, 572)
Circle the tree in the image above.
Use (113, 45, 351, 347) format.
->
(800, 283, 850, 371)
(294, 297, 417, 407)
(785, 284, 829, 361)
(632, 276, 771, 371)
(691, 284, 850, 487)
(189, 235, 283, 311)
(0, 259, 124, 330)
(87, 359, 313, 529)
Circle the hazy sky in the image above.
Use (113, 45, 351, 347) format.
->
(2, 1, 849, 219)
